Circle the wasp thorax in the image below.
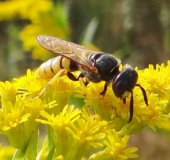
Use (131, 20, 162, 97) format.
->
(89, 53, 121, 81)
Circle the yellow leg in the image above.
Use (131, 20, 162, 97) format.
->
(35, 69, 68, 99)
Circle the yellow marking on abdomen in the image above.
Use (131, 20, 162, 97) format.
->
(37, 56, 71, 79)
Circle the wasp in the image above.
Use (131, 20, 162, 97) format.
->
(36, 35, 148, 122)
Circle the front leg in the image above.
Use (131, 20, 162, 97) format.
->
(67, 72, 89, 86)
(67, 72, 84, 81)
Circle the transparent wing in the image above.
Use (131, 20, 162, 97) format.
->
(36, 35, 100, 71)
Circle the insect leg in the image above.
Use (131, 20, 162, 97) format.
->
(35, 69, 68, 99)
(136, 84, 148, 106)
(129, 90, 134, 123)
(99, 83, 108, 98)
(67, 72, 84, 81)
(122, 98, 126, 104)
(67, 72, 90, 86)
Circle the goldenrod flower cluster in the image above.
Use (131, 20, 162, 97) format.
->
(0, 61, 170, 159)
(0, 0, 70, 60)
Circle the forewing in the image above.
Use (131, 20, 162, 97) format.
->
(36, 35, 99, 70)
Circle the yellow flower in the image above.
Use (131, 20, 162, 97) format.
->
(137, 63, 170, 98)
(37, 105, 136, 159)
(0, 96, 30, 148)
(89, 130, 138, 160)
(20, 9, 70, 60)
(14, 69, 46, 98)
(19, 1, 70, 61)
(37, 105, 81, 127)
(0, 0, 51, 21)
(36, 105, 81, 159)
(0, 0, 70, 60)
(0, 81, 16, 105)
(75, 79, 121, 121)
(133, 62, 170, 131)
(39, 74, 79, 115)
(70, 109, 107, 146)
(37, 105, 106, 159)
(0, 74, 45, 149)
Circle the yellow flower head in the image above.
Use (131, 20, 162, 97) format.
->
(13, 69, 45, 97)
(0, 81, 16, 105)
(0, 0, 70, 60)
(89, 130, 138, 160)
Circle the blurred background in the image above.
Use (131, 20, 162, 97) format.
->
(0, 0, 170, 159)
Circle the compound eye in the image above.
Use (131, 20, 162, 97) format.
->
(112, 66, 138, 99)
(88, 53, 102, 63)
